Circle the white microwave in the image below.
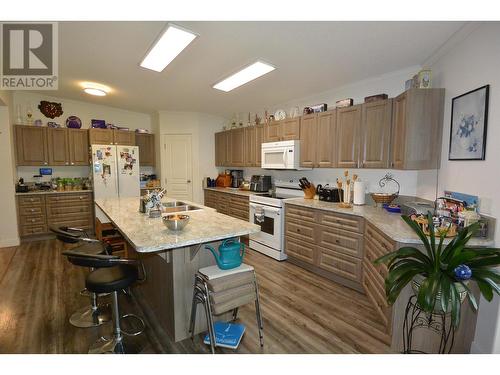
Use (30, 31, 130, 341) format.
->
(261, 140, 308, 170)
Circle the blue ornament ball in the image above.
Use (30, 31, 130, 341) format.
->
(454, 264, 472, 281)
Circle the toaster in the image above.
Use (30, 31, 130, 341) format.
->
(316, 184, 343, 202)
(401, 201, 435, 216)
(250, 175, 272, 192)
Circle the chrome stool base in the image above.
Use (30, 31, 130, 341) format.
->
(69, 304, 111, 328)
(88, 336, 139, 354)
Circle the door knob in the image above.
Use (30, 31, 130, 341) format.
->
(187, 180, 191, 183)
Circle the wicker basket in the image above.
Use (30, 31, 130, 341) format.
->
(370, 192, 398, 205)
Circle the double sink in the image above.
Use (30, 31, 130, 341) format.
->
(162, 200, 203, 214)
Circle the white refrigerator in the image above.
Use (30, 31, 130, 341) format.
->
(91, 144, 140, 223)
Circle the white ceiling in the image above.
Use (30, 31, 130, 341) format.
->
(48, 21, 465, 117)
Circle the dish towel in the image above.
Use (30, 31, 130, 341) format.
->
(254, 206, 265, 223)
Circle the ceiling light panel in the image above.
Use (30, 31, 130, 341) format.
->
(140, 24, 197, 72)
(213, 61, 276, 92)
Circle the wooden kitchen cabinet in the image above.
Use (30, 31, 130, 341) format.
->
(360, 99, 393, 169)
(336, 104, 362, 168)
(300, 110, 336, 168)
(230, 128, 245, 167)
(135, 133, 155, 166)
(255, 125, 264, 167)
(16, 192, 93, 238)
(299, 114, 317, 168)
(14, 125, 49, 166)
(282, 118, 300, 140)
(47, 128, 70, 166)
(88, 128, 135, 146)
(68, 129, 90, 166)
(113, 129, 135, 145)
(244, 126, 256, 167)
(215, 130, 231, 167)
(390, 88, 445, 169)
(362, 222, 396, 332)
(203, 189, 249, 221)
(265, 118, 300, 142)
(285, 204, 364, 291)
(89, 128, 114, 145)
(265, 121, 282, 142)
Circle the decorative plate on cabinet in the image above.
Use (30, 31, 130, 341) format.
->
(65, 116, 82, 129)
(274, 109, 286, 121)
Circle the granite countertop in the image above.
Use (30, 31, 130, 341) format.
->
(284, 198, 495, 248)
(95, 196, 260, 253)
(15, 189, 93, 196)
(204, 187, 267, 197)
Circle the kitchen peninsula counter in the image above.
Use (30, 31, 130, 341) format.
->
(284, 198, 495, 247)
(94, 196, 260, 342)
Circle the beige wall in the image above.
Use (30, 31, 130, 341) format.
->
(429, 22, 500, 354)
(0, 91, 20, 247)
(158, 111, 226, 204)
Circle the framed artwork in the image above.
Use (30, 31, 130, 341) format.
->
(449, 84, 489, 160)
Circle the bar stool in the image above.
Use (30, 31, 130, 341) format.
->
(62, 250, 146, 354)
(189, 263, 264, 353)
(51, 226, 112, 328)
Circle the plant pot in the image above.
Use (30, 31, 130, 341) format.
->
(411, 275, 468, 313)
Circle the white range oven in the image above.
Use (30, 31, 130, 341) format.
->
(249, 181, 303, 261)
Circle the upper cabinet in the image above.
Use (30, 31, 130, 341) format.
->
(15, 126, 89, 166)
(244, 126, 256, 167)
(265, 118, 300, 142)
(336, 105, 362, 168)
(390, 88, 445, 170)
(15, 125, 49, 166)
(88, 128, 135, 146)
(299, 111, 336, 168)
(230, 128, 245, 167)
(254, 125, 264, 168)
(215, 131, 229, 167)
(135, 133, 155, 167)
(360, 99, 393, 169)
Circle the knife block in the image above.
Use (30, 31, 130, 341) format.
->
(302, 184, 316, 199)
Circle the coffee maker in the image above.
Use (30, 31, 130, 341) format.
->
(230, 170, 244, 188)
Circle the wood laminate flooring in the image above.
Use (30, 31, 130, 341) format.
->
(0, 239, 391, 354)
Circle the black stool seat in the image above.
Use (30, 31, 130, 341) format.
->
(86, 265, 138, 294)
(73, 241, 108, 255)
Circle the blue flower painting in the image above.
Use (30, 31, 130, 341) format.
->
(449, 85, 489, 160)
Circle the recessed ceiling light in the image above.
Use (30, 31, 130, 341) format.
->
(140, 24, 197, 72)
(84, 88, 106, 96)
(81, 82, 111, 97)
(213, 61, 276, 92)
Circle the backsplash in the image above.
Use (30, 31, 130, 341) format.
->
(219, 167, 438, 198)
(16, 166, 90, 182)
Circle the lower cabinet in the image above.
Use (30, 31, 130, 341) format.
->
(204, 189, 249, 221)
(284, 205, 365, 291)
(16, 192, 94, 238)
(362, 221, 396, 333)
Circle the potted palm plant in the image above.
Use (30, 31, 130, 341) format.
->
(375, 213, 500, 328)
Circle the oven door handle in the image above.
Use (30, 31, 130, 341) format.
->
(250, 202, 281, 214)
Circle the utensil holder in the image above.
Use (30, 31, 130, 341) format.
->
(302, 184, 316, 199)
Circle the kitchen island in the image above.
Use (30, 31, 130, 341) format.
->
(94, 196, 260, 342)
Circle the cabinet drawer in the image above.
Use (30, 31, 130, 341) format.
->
(48, 217, 92, 229)
(317, 226, 364, 258)
(47, 193, 92, 205)
(19, 205, 45, 216)
(19, 215, 46, 226)
(18, 195, 45, 206)
(47, 204, 92, 217)
(318, 248, 362, 283)
(362, 259, 392, 328)
(20, 225, 48, 236)
(365, 223, 395, 254)
(285, 236, 315, 264)
(285, 205, 315, 223)
(285, 218, 315, 242)
(364, 238, 389, 279)
(230, 207, 249, 221)
(318, 211, 364, 233)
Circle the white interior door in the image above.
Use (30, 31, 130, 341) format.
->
(163, 134, 193, 201)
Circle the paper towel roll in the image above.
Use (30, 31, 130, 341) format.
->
(353, 180, 366, 205)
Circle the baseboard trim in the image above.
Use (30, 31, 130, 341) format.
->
(470, 341, 485, 354)
(0, 237, 20, 248)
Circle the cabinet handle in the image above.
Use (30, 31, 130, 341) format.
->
(65, 162, 69, 165)
(31, 208, 34, 212)
(30, 198, 34, 202)
(71, 162, 74, 165)
(335, 239, 340, 244)
(44, 162, 48, 165)
(79, 196, 83, 200)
